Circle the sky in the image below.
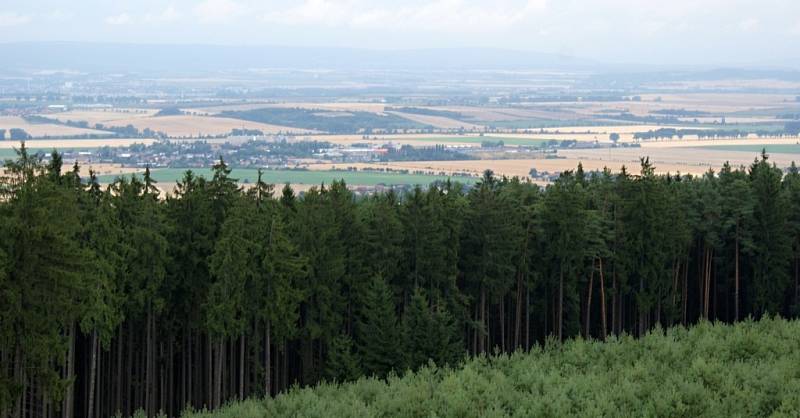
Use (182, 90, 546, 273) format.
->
(1, 0, 799, 66)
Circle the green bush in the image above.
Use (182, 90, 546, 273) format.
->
(182, 317, 800, 417)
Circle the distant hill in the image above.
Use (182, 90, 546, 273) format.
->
(0, 42, 596, 74)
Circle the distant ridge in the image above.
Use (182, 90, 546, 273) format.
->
(0, 42, 597, 74)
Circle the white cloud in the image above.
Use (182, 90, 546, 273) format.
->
(261, 0, 547, 31)
(738, 18, 759, 32)
(194, 0, 243, 24)
(145, 6, 181, 23)
(0, 12, 31, 27)
(105, 13, 133, 25)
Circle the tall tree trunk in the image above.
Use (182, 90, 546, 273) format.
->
(145, 305, 153, 417)
(116, 327, 123, 416)
(525, 279, 531, 350)
(264, 321, 272, 397)
(13, 343, 22, 418)
(63, 321, 75, 418)
(87, 330, 99, 418)
(558, 264, 564, 342)
(514, 270, 523, 349)
(499, 298, 506, 352)
(585, 259, 595, 339)
(214, 340, 223, 409)
(478, 286, 486, 353)
(795, 257, 799, 312)
(735, 231, 740, 321)
(682, 254, 689, 325)
(599, 258, 607, 340)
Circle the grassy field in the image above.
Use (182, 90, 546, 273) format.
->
(180, 317, 800, 418)
(98, 168, 476, 186)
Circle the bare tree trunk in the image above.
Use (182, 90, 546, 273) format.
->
(145, 305, 152, 417)
(525, 280, 531, 350)
(265, 321, 271, 397)
(87, 331, 99, 418)
(599, 258, 607, 340)
(214, 340, 223, 409)
(239, 335, 245, 400)
(735, 233, 740, 321)
(558, 265, 564, 342)
(499, 298, 506, 352)
(478, 287, 486, 353)
(14, 343, 23, 418)
(585, 259, 595, 339)
(63, 321, 75, 418)
(514, 270, 523, 349)
(116, 327, 123, 415)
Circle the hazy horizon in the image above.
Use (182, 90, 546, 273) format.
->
(1, 0, 799, 68)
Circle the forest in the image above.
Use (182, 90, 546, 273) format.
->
(2, 144, 800, 417)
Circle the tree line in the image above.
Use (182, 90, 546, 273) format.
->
(1, 144, 800, 417)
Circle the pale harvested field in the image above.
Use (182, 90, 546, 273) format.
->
(118, 115, 311, 137)
(303, 134, 479, 147)
(0, 116, 111, 137)
(558, 92, 799, 117)
(560, 147, 800, 174)
(44, 109, 312, 137)
(652, 80, 800, 91)
(385, 111, 483, 130)
(60, 163, 143, 177)
(304, 144, 800, 183)
(485, 125, 711, 143)
(194, 102, 390, 116)
(305, 160, 572, 179)
(43, 111, 313, 137)
(0, 138, 155, 149)
(638, 137, 800, 149)
(45, 109, 157, 125)
(639, 93, 795, 108)
(435, 106, 578, 122)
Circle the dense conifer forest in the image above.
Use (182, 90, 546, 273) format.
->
(2, 143, 800, 417)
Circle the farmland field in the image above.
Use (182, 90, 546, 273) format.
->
(98, 168, 476, 186)
(0, 138, 155, 150)
(0, 116, 111, 137)
(692, 144, 800, 154)
(43, 110, 312, 137)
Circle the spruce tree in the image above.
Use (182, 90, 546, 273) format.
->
(355, 276, 402, 378)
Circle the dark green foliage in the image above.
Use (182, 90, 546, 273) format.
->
(182, 318, 800, 418)
(354, 276, 402, 378)
(323, 335, 361, 383)
(402, 289, 463, 371)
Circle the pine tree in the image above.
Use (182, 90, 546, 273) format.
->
(355, 276, 402, 378)
(749, 152, 791, 315)
(323, 335, 362, 383)
(402, 289, 463, 371)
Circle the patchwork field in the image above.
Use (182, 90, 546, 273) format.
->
(43, 110, 313, 137)
(0, 116, 111, 138)
(0, 138, 154, 150)
(384, 111, 483, 130)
